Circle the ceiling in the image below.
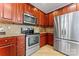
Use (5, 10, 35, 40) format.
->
(31, 3, 70, 14)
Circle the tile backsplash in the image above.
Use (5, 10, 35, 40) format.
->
(0, 23, 53, 36)
(0, 23, 40, 36)
(0, 23, 22, 35)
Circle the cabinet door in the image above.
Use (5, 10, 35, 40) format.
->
(12, 3, 17, 23)
(47, 34, 54, 46)
(0, 3, 3, 18)
(17, 35, 25, 56)
(44, 15, 49, 27)
(48, 13, 54, 27)
(76, 3, 79, 11)
(40, 35, 46, 47)
(0, 44, 16, 56)
(3, 3, 12, 19)
(68, 4, 76, 12)
(63, 6, 69, 14)
(9, 44, 16, 56)
(16, 3, 24, 24)
(39, 12, 45, 27)
(38, 11, 42, 26)
(24, 3, 32, 14)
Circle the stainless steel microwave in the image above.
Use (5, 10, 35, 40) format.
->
(24, 13, 37, 25)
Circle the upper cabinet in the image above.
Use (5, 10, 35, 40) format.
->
(0, 3, 47, 26)
(48, 13, 54, 27)
(12, 3, 24, 24)
(24, 3, 32, 14)
(4, 3, 12, 20)
(38, 11, 45, 27)
(76, 3, 79, 11)
(44, 15, 49, 27)
(0, 3, 24, 24)
(67, 4, 76, 13)
(16, 3, 24, 24)
(0, 3, 3, 18)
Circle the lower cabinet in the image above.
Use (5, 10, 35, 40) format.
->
(0, 35, 25, 56)
(0, 37, 17, 56)
(16, 35, 25, 56)
(47, 33, 54, 46)
(0, 44, 16, 56)
(40, 34, 47, 47)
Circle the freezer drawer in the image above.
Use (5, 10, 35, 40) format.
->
(54, 38, 61, 51)
(60, 40, 70, 55)
(54, 38, 59, 50)
(68, 41, 79, 56)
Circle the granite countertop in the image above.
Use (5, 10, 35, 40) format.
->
(0, 34, 25, 38)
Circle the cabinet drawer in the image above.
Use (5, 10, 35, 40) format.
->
(0, 38, 8, 46)
(6, 37, 16, 44)
(0, 37, 16, 46)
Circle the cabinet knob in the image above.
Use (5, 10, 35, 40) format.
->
(5, 40, 8, 42)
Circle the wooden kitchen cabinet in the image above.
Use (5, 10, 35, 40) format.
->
(0, 44, 16, 56)
(44, 15, 49, 27)
(67, 4, 76, 13)
(62, 6, 69, 14)
(3, 3, 12, 20)
(12, 3, 17, 23)
(12, 3, 24, 24)
(16, 3, 24, 24)
(16, 35, 25, 56)
(0, 3, 3, 18)
(48, 13, 54, 27)
(24, 3, 32, 15)
(76, 3, 79, 11)
(42, 13, 46, 27)
(0, 3, 24, 24)
(40, 34, 47, 47)
(47, 33, 54, 46)
(39, 11, 45, 27)
(0, 37, 17, 56)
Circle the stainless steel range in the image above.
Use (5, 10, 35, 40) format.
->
(21, 27, 40, 56)
(26, 34, 40, 56)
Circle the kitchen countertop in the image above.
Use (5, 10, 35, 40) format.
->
(0, 34, 25, 38)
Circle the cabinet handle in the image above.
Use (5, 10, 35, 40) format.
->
(0, 44, 15, 48)
(5, 40, 8, 42)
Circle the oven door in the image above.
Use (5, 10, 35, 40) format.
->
(26, 35, 39, 49)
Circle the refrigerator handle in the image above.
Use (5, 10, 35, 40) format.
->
(62, 30, 63, 35)
(64, 29, 66, 35)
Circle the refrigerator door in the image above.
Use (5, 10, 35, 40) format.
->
(54, 16, 61, 38)
(70, 11, 79, 41)
(68, 41, 79, 56)
(54, 16, 58, 38)
(60, 14, 65, 39)
(63, 13, 73, 40)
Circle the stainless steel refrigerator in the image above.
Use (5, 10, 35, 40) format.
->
(54, 11, 79, 56)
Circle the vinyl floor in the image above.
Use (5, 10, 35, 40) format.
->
(31, 45, 65, 56)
